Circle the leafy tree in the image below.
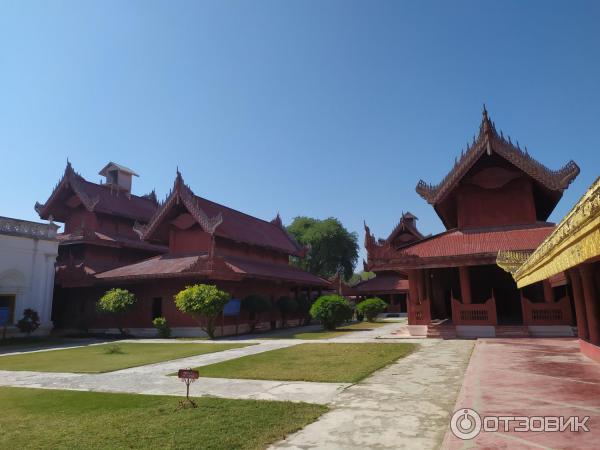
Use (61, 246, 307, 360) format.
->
(309, 295, 353, 330)
(242, 294, 272, 332)
(356, 297, 388, 322)
(174, 284, 230, 339)
(276, 296, 298, 327)
(16, 309, 40, 336)
(97, 288, 136, 335)
(287, 217, 359, 280)
(348, 271, 376, 286)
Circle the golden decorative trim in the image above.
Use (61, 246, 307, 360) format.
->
(496, 250, 533, 274)
(512, 177, 600, 287)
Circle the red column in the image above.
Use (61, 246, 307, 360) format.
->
(543, 280, 554, 303)
(580, 264, 600, 345)
(459, 266, 472, 304)
(569, 269, 589, 340)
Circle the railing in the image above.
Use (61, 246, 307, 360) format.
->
(521, 295, 572, 325)
(408, 298, 430, 325)
(451, 293, 498, 325)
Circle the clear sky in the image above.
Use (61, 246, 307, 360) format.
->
(1, 1, 599, 266)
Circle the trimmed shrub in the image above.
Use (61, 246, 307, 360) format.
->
(356, 297, 387, 322)
(174, 284, 230, 339)
(242, 295, 272, 332)
(97, 288, 137, 335)
(152, 316, 171, 338)
(296, 294, 312, 325)
(16, 309, 40, 335)
(277, 296, 298, 327)
(309, 295, 353, 330)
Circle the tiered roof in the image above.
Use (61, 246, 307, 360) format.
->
(96, 252, 329, 286)
(416, 106, 579, 207)
(35, 162, 158, 223)
(368, 223, 554, 270)
(137, 171, 304, 256)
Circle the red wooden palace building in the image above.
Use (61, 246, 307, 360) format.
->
(36, 162, 328, 336)
(338, 212, 425, 313)
(365, 107, 580, 337)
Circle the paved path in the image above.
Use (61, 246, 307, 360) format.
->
(0, 340, 352, 404)
(0, 323, 418, 404)
(442, 338, 600, 450)
(270, 339, 475, 450)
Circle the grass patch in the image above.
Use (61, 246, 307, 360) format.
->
(0, 342, 251, 373)
(0, 387, 326, 450)
(262, 321, 388, 340)
(196, 343, 418, 383)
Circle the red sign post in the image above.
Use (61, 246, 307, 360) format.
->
(177, 367, 200, 408)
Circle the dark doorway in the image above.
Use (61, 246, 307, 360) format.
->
(152, 297, 162, 320)
(475, 265, 523, 325)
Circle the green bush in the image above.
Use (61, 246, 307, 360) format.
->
(277, 296, 298, 327)
(97, 288, 136, 335)
(309, 295, 353, 330)
(174, 284, 230, 339)
(296, 294, 312, 325)
(242, 295, 272, 332)
(16, 309, 40, 336)
(356, 297, 387, 322)
(152, 316, 171, 338)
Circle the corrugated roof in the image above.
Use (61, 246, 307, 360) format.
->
(223, 255, 330, 286)
(95, 252, 329, 286)
(96, 254, 208, 279)
(398, 224, 554, 258)
(352, 273, 409, 293)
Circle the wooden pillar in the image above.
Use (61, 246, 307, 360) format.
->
(307, 287, 312, 302)
(408, 270, 419, 303)
(459, 266, 472, 304)
(568, 269, 589, 340)
(580, 264, 600, 345)
(543, 280, 554, 303)
(416, 269, 425, 301)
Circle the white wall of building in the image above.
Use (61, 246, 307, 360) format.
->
(0, 217, 58, 336)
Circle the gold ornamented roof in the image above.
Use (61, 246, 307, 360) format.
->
(500, 176, 600, 288)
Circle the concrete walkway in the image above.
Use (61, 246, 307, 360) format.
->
(0, 340, 351, 404)
(0, 323, 417, 404)
(270, 339, 475, 450)
(442, 338, 600, 450)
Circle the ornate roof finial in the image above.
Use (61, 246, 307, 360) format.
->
(271, 212, 283, 227)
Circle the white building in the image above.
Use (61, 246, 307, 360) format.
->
(0, 216, 58, 336)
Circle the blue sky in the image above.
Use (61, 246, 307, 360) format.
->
(1, 1, 599, 266)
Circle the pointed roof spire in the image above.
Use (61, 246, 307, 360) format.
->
(271, 212, 283, 227)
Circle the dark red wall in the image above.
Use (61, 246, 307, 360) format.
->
(457, 177, 537, 229)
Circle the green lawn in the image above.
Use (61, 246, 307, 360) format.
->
(0, 387, 326, 450)
(261, 321, 388, 340)
(0, 342, 251, 373)
(195, 343, 418, 383)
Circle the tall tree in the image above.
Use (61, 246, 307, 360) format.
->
(287, 217, 358, 280)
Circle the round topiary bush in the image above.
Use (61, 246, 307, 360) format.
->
(309, 295, 353, 330)
(97, 288, 137, 335)
(152, 316, 171, 338)
(174, 284, 230, 339)
(277, 296, 298, 327)
(356, 297, 388, 322)
(242, 294, 272, 332)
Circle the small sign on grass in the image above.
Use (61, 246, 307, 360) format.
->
(177, 367, 200, 409)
